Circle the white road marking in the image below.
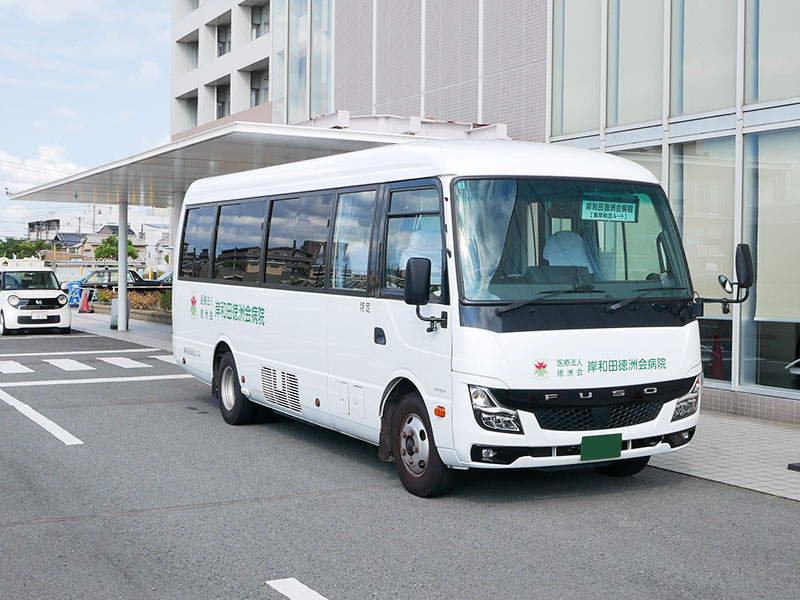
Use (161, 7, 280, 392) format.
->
(9, 334, 96, 339)
(0, 361, 34, 374)
(267, 579, 330, 600)
(150, 355, 177, 364)
(0, 389, 83, 446)
(0, 348, 160, 358)
(97, 357, 153, 369)
(43, 358, 96, 372)
(0, 374, 194, 388)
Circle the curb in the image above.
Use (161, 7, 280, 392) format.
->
(90, 303, 172, 325)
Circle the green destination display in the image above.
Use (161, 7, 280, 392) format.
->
(581, 197, 639, 222)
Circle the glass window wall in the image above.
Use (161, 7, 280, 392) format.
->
(287, 0, 309, 123)
(670, 138, 735, 382)
(742, 128, 800, 391)
(271, 0, 287, 123)
(607, 0, 663, 127)
(310, 0, 331, 118)
(670, 0, 736, 116)
(612, 146, 662, 184)
(552, 0, 601, 135)
(745, 0, 800, 105)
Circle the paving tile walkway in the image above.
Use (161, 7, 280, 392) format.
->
(652, 411, 800, 502)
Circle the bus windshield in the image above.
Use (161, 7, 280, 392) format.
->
(453, 178, 692, 304)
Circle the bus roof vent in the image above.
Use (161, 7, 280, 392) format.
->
(261, 366, 302, 413)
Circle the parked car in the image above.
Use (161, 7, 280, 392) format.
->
(78, 268, 166, 292)
(156, 270, 172, 288)
(0, 267, 71, 335)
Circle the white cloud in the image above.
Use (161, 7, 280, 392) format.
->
(0, 0, 109, 24)
(1, 145, 83, 195)
(32, 120, 48, 130)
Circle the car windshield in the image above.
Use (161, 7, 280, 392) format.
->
(453, 178, 692, 303)
(2, 271, 59, 290)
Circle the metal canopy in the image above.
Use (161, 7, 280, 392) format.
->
(9, 121, 418, 208)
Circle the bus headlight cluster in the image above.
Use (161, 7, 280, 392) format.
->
(672, 374, 702, 421)
(57, 294, 68, 306)
(7, 295, 20, 307)
(470, 386, 523, 434)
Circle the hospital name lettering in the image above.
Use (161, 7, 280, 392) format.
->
(214, 301, 265, 325)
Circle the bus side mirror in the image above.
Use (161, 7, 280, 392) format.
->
(404, 258, 431, 306)
(735, 243, 754, 289)
(404, 257, 447, 333)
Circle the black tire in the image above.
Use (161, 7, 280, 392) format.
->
(391, 392, 454, 497)
(595, 456, 650, 477)
(59, 327, 71, 335)
(215, 352, 256, 425)
(0, 312, 9, 336)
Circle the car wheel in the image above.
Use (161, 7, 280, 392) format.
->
(0, 311, 8, 336)
(595, 456, 650, 477)
(216, 352, 257, 425)
(391, 392, 454, 497)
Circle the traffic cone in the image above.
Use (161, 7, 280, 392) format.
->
(710, 333, 723, 379)
(78, 289, 94, 313)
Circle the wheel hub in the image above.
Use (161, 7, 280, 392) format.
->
(399, 413, 430, 477)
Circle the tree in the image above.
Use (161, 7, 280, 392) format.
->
(0, 237, 47, 259)
(94, 235, 138, 260)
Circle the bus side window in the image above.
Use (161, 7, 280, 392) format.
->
(181, 206, 216, 279)
(383, 188, 442, 300)
(330, 190, 377, 291)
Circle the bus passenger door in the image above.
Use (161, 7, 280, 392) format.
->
(368, 183, 453, 449)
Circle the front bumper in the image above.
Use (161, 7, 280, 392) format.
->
(444, 373, 701, 469)
(4, 305, 71, 329)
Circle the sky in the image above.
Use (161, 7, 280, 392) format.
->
(0, 0, 172, 238)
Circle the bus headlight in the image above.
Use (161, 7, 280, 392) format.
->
(7, 295, 20, 307)
(672, 374, 702, 421)
(57, 294, 68, 306)
(470, 386, 523, 434)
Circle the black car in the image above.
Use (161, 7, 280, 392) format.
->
(78, 269, 166, 292)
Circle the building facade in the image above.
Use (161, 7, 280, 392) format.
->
(170, 0, 799, 419)
(548, 0, 800, 419)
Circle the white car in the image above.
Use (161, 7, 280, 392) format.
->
(0, 267, 71, 335)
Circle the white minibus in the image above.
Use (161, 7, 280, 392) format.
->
(173, 140, 753, 496)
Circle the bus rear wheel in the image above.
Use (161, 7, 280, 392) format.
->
(391, 392, 454, 497)
(595, 456, 650, 477)
(216, 352, 256, 425)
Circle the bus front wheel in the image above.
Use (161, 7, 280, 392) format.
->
(216, 352, 256, 425)
(595, 456, 650, 477)
(391, 392, 454, 497)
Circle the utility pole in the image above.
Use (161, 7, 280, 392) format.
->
(77, 217, 82, 236)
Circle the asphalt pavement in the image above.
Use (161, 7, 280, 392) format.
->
(1, 328, 799, 600)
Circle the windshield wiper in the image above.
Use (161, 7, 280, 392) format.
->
(495, 287, 607, 316)
(605, 286, 690, 313)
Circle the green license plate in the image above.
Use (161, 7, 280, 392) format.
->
(581, 433, 622, 461)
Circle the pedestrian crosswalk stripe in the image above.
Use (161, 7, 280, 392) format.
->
(150, 355, 177, 364)
(43, 359, 96, 372)
(97, 357, 153, 369)
(0, 361, 34, 374)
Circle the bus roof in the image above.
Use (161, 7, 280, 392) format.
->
(184, 139, 660, 205)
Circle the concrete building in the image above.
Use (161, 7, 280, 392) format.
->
(170, 0, 546, 141)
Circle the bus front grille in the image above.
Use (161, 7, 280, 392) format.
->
(260, 367, 302, 413)
(531, 400, 663, 431)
